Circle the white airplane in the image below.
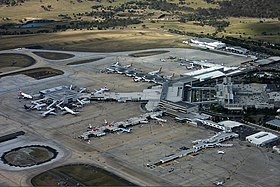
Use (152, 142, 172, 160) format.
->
(218, 150, 225, 154)
(214, 181, 224, 186)
(112, 62, 120, 67)
(47, 100, 58, 110)
(18, 89, 33, 99)
(164, 73, 175, 80)
(186, 63, 194, 69)
(32, 103, 46, 110)
(133, 77, 143, 82)
(63, 106, 79, 115)
(118, 127, 131, 133)
(139, 120, 149, 124)
(123, 63, 132, 68)
(88, 124, 98, 131)
(41, 108, 56, 117)
(79, 87, 87, 93)
(104, 119, 114, 127)
(150, 115, 167, 123)
(55, 100, 64, 110)
(77, 98, 90, 105)
(93, 87, 110, 95)
(148, 67, 162, 75)
(24, 103, 46, 110)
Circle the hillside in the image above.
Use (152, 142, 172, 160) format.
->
(0, 0, 279, 54)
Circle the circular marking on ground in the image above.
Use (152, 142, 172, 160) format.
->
(1, 145, 58, 167)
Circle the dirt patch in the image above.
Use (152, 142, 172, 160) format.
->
(0, 67, 64, 80)
(129, 50, 170, 57)
(67, 57, 105, 65)
(31, 164, 136, 186)
(33, 52, 74, 60)
(0, 53, 35, 70)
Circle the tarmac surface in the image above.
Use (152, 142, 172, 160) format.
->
(0, 47, 279, 186)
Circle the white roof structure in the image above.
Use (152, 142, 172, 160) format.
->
(246, 131, 278, 146)
(184, 66, 224, 76)
(218, 120, 244, 129)
(194, 70, 225, 81)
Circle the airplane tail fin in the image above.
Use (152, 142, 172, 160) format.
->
(113, 62, 119, 66)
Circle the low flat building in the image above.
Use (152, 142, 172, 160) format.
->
(266, 119, 280, 130)
(226, 46, 248, 54)
(191, 38, 226, 49)
(246, 131, 278, 146)
(218, 120, 244, 129)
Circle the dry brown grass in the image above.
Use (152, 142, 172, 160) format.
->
(0, 30, 188, 52)
(0, 53, 35, 68)
(33, 52, 74, 60)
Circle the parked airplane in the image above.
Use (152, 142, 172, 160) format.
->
(79, 87, 87, 93)
(41, 108, 56, 117)
(148, 67, 162, 75)
(24, 103, 46, 110)
(133, 72, 146, 82)
(143, 74, 157, 82)
(77, 98, 90, 105)
(150, 114, 167, 122)
(123, 63, 132, 68)
(214, 181, 224, 186)
(139, 120, 149, 124)
(104, 119, 114, 127)
(118, 127, 131, 133)
(164, 73, 175, 80)
(186, 63, 194, 69)
(105, 62, 120, 73)
(88, 124, 98, 131)
(93, 87, 110, 95)
(63, 106, 79, 115)
(125, 69, 137, 77)
(115, 66, 127, 74)
(47, 100, 58, 110)
(18, 89, 33, 99)
(55, 100, 64, 110)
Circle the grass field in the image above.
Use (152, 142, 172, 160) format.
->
(33, 52, 74, 60)
(31, 164, 136, 186)
(0, 0, 218, 24)
(0, 53, 35, 68)
(128, 50, 170, 57)
(219, 17, 280, 43)
(142, 20, 217, 35)
(0, 0, 127, 23)
(0, 67, 64, 80)
(0, 30, 188, 52)
(67, 57, 105, 65)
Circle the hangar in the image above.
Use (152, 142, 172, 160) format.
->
(246, 131, 278, 146)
